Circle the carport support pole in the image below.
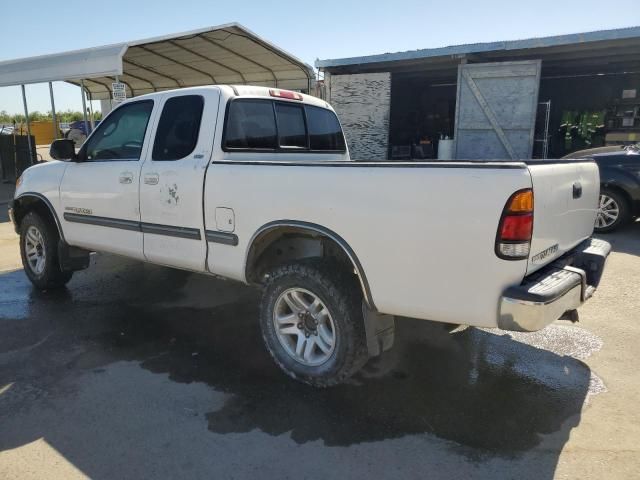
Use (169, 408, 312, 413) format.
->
(48, 82, 58, 140)
(20, 84, 34, 166)
(87, 90, 95, 130)
(80, 79, 89, 137)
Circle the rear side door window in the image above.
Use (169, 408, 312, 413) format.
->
(152, 95, 204, 161)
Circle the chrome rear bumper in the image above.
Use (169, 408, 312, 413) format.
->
(499, 238, 611, 332)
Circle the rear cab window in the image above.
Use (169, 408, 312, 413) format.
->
(306, 105, 346, 151)
(222, 98, 346, 154)
(224, 100, 277, 150)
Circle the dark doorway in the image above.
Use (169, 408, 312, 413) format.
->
(389, 72, 457, 160)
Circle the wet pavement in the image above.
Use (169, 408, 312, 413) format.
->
(1, 222, 639, 479)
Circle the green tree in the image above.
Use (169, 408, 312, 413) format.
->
(0, 109, 101, 124)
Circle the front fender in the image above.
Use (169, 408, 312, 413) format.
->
(12, 161, 68, 237)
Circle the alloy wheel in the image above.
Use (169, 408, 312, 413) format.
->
(24, 226, 46, 275)
(272, 288, 336, 366)
(595, 194, 619, 229)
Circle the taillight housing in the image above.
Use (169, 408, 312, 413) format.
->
(269, 89, 303, 101)
(495, 188, 533, 260)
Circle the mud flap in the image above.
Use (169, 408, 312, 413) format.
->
(58, 241, 91, 272)
(362, 304, 395, 357)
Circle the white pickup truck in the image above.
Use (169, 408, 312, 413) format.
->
(9, 85, 610, 386)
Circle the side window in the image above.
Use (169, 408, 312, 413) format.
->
(83, 101, 153, 161)
(275, 103, 306, 148)
(306, 106, 346, 151)
(224, 100, 277, 149)
(152, 95, 204, 161)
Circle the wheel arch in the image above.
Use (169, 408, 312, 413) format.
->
(12, 193, 65, 241)
(244, 220, 376, 310)
(600, 167, 640, 212)
(601, 182, 633, 211)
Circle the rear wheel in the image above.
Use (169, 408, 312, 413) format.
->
(20, 211, 72, 289)
(594, 188, 630, 233)
(259, 260, 368, 387)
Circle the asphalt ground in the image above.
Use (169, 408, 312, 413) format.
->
(1, 208, 639, 479)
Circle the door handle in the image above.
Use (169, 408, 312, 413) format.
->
(573, 182, 582, 199)
(119, 172, 133, 184)
(144, 173, 159, 185)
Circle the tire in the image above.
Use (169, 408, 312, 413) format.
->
(20, 211, 73, 289)
(594, 188, 631, 233)
(259, 260, 368, 387)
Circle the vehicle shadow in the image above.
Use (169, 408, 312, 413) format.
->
(0, 256, 595, 479)
(596, 219, 640, 256)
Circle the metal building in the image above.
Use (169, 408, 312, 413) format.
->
(316, 27, 640, 160)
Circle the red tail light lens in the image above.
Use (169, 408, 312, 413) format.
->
(500, 213, 533, 241)
(269, 89, 303, 101)
(496, 189, 534, 260)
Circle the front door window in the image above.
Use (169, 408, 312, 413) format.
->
(81, 101, 154, 161)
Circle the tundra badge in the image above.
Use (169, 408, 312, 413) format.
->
(531, 244, 559, 263)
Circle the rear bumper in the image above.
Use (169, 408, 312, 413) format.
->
(498, 238, 611, 332)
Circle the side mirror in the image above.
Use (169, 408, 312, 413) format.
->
(50, 139, 78, 161)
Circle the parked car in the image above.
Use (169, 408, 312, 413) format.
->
(0, 125, 14, 135)
(9, 86, 610, 386)
(563, 144, 640, 232)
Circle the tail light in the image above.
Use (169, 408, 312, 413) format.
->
(495, 189, 533, 260)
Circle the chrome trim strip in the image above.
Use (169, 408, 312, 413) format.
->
(63, 213, 141, 232)
(64, 213, 202, 240)
(205, 230, 239, 246)
(211, 160, 525, 170)
(141, 223, 201, 240)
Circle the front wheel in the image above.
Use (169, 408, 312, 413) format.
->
(259, 260, 368, 387)
(20, 211, 73, 289)
(594, 188, 630, 233)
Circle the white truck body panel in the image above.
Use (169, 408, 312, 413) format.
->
(59, 160, 145, 260)
(204, 161, 532, 327)
(526, 162, 600, 274)
(138, 88, 221, 271)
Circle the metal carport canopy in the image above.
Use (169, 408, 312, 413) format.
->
(0, 23, 315, 98)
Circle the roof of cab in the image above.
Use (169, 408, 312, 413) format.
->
(229, 85, 330, 109)
(121, 84, 333, 110)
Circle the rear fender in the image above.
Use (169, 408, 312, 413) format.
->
(600, 166, 640, 211)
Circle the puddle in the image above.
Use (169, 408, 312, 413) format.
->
(79, 301, 600, 454)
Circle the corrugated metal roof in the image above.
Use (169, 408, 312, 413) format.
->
(316, 26, 640, 68)
(0, 23, 315, 99)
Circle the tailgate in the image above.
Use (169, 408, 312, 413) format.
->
(526, 161, 599, 274)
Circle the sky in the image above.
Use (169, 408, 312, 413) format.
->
(1, 0, 639, 114)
